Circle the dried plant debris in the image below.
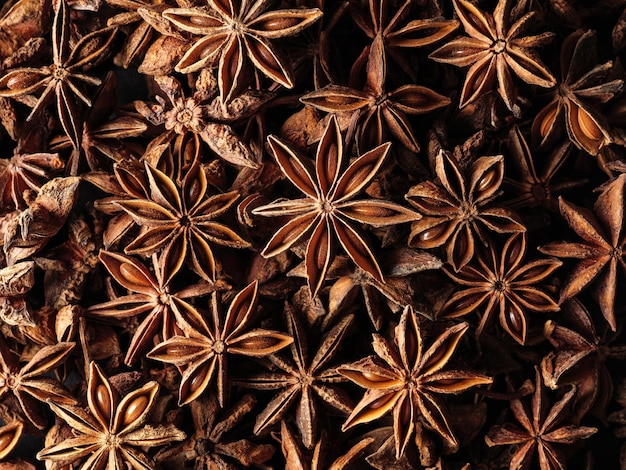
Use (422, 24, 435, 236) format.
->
(0, 0, 625, 468)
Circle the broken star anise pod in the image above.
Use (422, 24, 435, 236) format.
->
(338, 306, 492, 458)
(405, 149, 525, 272)
(37, 361, 186, 469)
(253, 114, 419, 297)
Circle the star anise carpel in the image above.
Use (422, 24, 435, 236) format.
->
(406, 149, 525, 272)
(253, 114, 419, 297)
(37, 361, 186, 470)
(439, 232, 561, 344)
(538, 173, 626, 331)
(163, 0, 323, 102)
(485, 368, 597, 470)
(147, 280, 293, 407)
(339, 305, 492, 458)
(430, 0, 556, 112)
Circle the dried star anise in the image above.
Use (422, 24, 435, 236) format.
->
(253, 114, 419, 297)
(439, 232, 561, 344)
(406, 150, 525, 272)
(339, 306, 491, 458)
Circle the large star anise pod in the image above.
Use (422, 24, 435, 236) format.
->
(485, 368, 597, 470)
(301, 34, 450, 153)
(405, 150, 525, 272)
(37, 361, 186, 469)
(440, 232, 561, 344)
(532, 29, 624, 156)
(147, 281, 293, 407)
(338, 306, 492, 458)
(538, 174, 626, 331)
(115, 160, 250, 284)
(0, 339, 75, 429)
(430, 0, 556, 111)
(235, 305, 353, 449)
(253, 114, 419, 297)
(87, 250, 218, 366)
(0, 0, 118, 152)
(163, 0, 322, 102)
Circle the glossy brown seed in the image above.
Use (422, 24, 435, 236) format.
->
(362, 371, 391, 382)
(95, 384, 112, 418)
(256, 17, 301, 30)
(577, 109, 603, 140)
(122, 395, 148, 426)
(119, 262, 151, 287)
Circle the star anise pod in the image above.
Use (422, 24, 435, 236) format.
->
(349, 0, 459, 81)
(430, 0, 556, 112)
(147, 280, 293, 406)
(163, 0, 323, 102)
(439, 232, 561, 344)
(253, 114, 419, 297)
(87, 250, 218, 366)
(0, 421, 23, 461)
(37, 361, 186, 469)
(339, 306, 492, 458)
(405, 150, 525, 272)
(115, 160, 250, 284)
(538, 174, 626, 331)
(0, 0, 118, 152)
(485, 368, 597, 470)
(235, 305, 353, 449)
(532, 29, 624, 156)
(541, 297, 626, 423)
(301, 34, 450, 153)
(0, 339, 75, 429)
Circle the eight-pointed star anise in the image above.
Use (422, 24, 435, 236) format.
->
(538, 174, 626, 331)
(338, 306, 492, 458)
(115, 160, 250, 284)
(37, 361, 186, 470)
(253, 114, 419, 297)
(440, 232, 561, 344)
(430, 0, 556, 111)
(485, 368, 597, 470)
(163, 0, 322, 102)
(406, 150, 525, 272)
(235, 305, 353, 449)
(147, 280, 293, 407)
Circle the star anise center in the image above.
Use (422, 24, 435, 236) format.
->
(105, 432, 121, 447)
(493, 279, 507, 292)
(212, 340, 226, 354)
(459, 201, 478, 220)
(491, 39, 507, 54)
(49, 64, 67, 81)
(320, 200, 334, 213)
(531, 183, 549, 202)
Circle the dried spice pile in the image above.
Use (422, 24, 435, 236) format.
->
(3, 0, 626, 468)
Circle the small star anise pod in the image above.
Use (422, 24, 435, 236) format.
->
(115, 160, 250, 284)
(87, 250, 218, 366)
(235, 305, 354, 449)
(532, 29, 624, 156)
(0, 339, 75, 429)
(301, 34, 450, 153)
(405, 150, 525, 272)
(147, 280, 293, 406)
(430, 0, 556, 111)
(440, 232, 561, 344)
(163, 0, 323, 102)
(253, 114, 419, 297)
(339, 306, 492, 458)
(0, 421, 23, 460)
(349, 0, 459, 81)
(538, 174, 626, 331)
(37, 361, 186, 469)
(0, 0, 118, 152)
(485, 368, 597, 470)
